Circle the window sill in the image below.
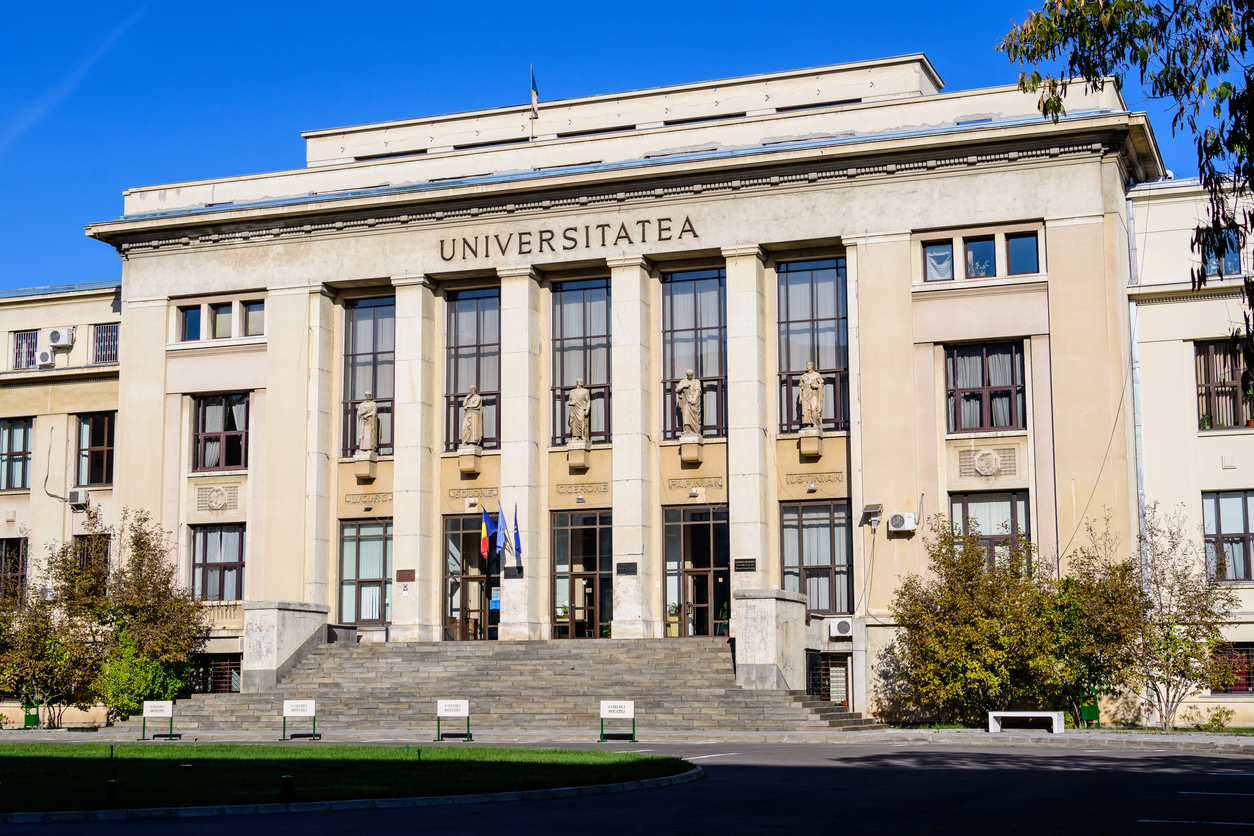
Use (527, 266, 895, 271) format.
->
(166, 336, 266, 352)
(75, 485, 113, 491)
(777, 430, 850, 440)
(0, 488, 30, 496)
(439, 449, 500, 457)
(190, 469, 249, 477)
(1199, 426, 1254, 436)
(913, 273, 1047, 293)
(658, 437, 728, 447)
(945, 429, 1029, 441)
(338, 456, 394, 463)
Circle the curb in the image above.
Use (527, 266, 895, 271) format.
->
(0, 765, 705, 824)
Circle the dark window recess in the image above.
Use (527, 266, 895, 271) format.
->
(194, 394, 248, 471)
(663, 506, 730, 637)
(192, 524, 245, 601)
(1214, 643, 1254, 694)
(343, 298, 395, 456)
(1007, 233, 1040, 275)
(662, 269, 727, 440)
(774, 99, 861, 113)
(663, 112, 746, 126)
(340, 520, 393, 624)
(1206, 229, 1242, 277)
(552, 510, 613, 638)
(77, 412, 114, 486)
(0, 538, 27, 600)
(551, 279, 611, 446)
(180, 307, 201, 341)
(782, 501, 852, 614)
(445, 289, 500, 452)
(443, 514, 501, 640)
(189, 653, 241, 694)
(805, 651, 850, 705)
(13, 330, 37, 369)
(93, 323, 119, 364)
(777, 259, 850, 434)
(1202, 491, 1254, 581)
(945, 342, 1026, 433)
(1196, 340, 1249, 430)
(0, 417, 33, 490)
(964, 237, 996, 278)
(950, 491, 1030, 568)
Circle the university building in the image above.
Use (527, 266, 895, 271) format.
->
(2, 53, 1249, 721)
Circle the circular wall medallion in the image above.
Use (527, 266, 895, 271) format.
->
(973, 449, 1002, 477)
(207, 486, 229, 511)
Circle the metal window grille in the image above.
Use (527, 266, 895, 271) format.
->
(12, 331, 36, 370)
(1196, 341, 1247, 429)
(805, 652, 849, 705)
(551, 279, 612, 446)
(93, 323, 119, 364)
(661, 269, 726, 440)
(1213, 643, 1254, 694)
(777, 258, 849, 434)
(444, 289, 500, 451)
(343, 298, 396, 456)
(190, 653, 242, 694)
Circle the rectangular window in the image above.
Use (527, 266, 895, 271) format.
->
(180, 306, 201, 341)
(77, 412, 115, 486)
(13, 330, 37, 370)
(74, 533, 110, 577)
(445, 289, 500, 451)
(950, 491, 1029, 568)
(552, 510, 613, 638)
(945, 342, 1026, 433)
(1006, 233, 1040, 275)
(965, 237, 996, 278)
(1206, 229, 1242, 277)
(551, 280, 611, 446)
(1196, 340, 1248, 429)
(0, 538, 26, 600)
(1214, 643, 1254, 694)
(190, 653, 241, 693)
(340, 520, 393, 624)
(193, 394, 249, 471)
(0, 418, 32, 490)
(209, 303, 232, 339)
(663, 506, 730, 637)
(344, 298, 395, 456)
(191, 524, 245, 601)
(443, 514, 501, 640)
(781, 501, 852, 614)
(924, 241, 954, 282)
(93, 323, 119, 364)
(1202, 491, 1254, 581)
(662, 268, 727, 440)
(777, 259, 850, 434)
(243, 301, 265, 337)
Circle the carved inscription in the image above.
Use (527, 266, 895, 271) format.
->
(667, 477, 723, 489)
(556, 483, 609, 494)
(440, 215, 699, 261)
(345, 492, 393, 504)
(448, 487, 499, 499)
(785, 472, 843, 484)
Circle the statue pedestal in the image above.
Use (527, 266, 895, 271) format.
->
(353, 450, 378, 481)
(566, 439, 591, 471)
(679, 432, 704, 465)
(798, 428, 823, 459)
(457, 445, 482, 474)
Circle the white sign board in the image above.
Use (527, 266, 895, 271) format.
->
(601, 700, 635, 719)
(142, 701, 173, 718)
(284, 700, 316, 717)
(437, 699, 469, 717)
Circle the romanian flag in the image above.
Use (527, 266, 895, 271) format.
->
(480, 507, 497, 558)
(530, 66, 539, 120)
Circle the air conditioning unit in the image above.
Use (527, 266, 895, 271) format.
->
(887, 512, 917, 533)
(828, 616, 854, 640)
(67, 489, 90, 510)
(46, 327, 74, 348)
(35, 348, 55, 368)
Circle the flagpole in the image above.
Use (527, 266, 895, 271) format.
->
(529, 63, 535, 142)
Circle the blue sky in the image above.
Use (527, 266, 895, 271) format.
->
(0, 1, 1196, 291)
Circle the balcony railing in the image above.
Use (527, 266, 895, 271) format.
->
(202, 600, 243, 629)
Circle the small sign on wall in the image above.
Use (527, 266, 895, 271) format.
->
(734, 559, 757, 572)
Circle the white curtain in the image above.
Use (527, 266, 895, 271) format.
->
(696, 279, 721, 328)
(781, 509, 799, 567)
(230, 397, 247, 432)
(926, 244, 953, 281)
(360, 585, 381, 621)
(806, 574, 831, 611)
(801, 506, 831, 567)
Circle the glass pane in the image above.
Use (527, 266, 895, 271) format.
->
(801, 505, 832, 567)
(965, 238, 996, 278)
(806, 572, 832, 611)
(224, 435, 243, 468)
(213, 305, 231, 339)
(342, 535, 357, 580)
(360, 584, 382, 621)
(376, 307, 395, 352)
(670, 283, 695, 330)
(480, 297, 499, 344)
(1007, 234, 1039, 274)
(588, 288, 608, 335)
(245, 302, 265, 336)
(1219, 493, 1247, 534)
(202, 400, 224, 433)
(353, 309, 375, 355)
(963, 494, 1012, 536)
(787, 275, 811, 321)
(359, 537, 384, 579)
(341, 582, 356, 623)
(925, 242, 954, 281)
(183, 308, 200, 340)
(1203, 495, 1218, 536)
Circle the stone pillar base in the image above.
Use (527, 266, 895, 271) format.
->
(457, 445, 482, 474)
(679, 433, 704, 464)
(354, 450, 378, 480)
(567, 439, 591, 470)
(731, 589, 806, 690)
(241, 601, 330, 693)
(798, 429, 823, 459)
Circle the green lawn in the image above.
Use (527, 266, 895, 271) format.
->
(0, 743, 691, 813)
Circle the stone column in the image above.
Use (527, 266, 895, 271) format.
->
(390, 275, 439, 641)
(498, 265, 545, 640)
(298, 286, 335, 608)
(608, 255, 657, 638)
(723, 246, 771, 611)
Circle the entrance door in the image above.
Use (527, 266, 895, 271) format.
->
(443, 515, 501, 640)
(664, 506, 730, 637)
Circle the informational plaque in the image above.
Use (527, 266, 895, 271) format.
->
(438, 699, 469, 717)
(733, 559, 757, 572)
(283, 700, 316, 717)
(600, 700, 635, 719)
(142, 701, 173, 718)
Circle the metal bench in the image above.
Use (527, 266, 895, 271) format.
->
(988, 711, 1065, 734)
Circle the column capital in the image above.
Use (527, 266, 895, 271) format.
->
(497, 265, 540, 281)
(720, 245, 766, 262)
(391, 274, 429, 288)
(606, 255, 652, 271)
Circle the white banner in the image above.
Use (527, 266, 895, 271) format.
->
(142, 701, 173, 718)
(437, 699, 469, 717)
(600, 700, 635, 719)
(284, 700, 316, 717)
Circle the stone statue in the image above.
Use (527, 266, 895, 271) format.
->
(356, 392, 379, 452)
(798, 361, 824, 430)
(674, 369, 703, 435)
(460, 386, 484, 446)
(567, 378, 591, 442)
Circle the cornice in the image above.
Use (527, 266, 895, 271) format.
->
(0, 365, 119, 388)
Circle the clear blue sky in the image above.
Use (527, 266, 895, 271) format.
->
(0, 0, 1195, 292)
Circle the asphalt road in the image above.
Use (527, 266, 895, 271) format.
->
(15, 741, 1254, 835)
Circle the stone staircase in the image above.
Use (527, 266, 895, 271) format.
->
(118, 638, 883, 734)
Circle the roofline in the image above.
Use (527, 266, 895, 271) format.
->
(0, 280, 121, 301)
(299, 54, 946, 141)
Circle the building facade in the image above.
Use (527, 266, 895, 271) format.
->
(6, 53, 1243, 719)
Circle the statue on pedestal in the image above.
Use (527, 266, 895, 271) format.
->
(798, 361, 825, 431)
(460, 386, 484, 446)
(675, 368, 703, 436)
(356, 392, 379, 452)
(567, 378, 591, 442)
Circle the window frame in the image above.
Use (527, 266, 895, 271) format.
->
(76, 412, 115, 487)
(179, 306, 201, 342)
(661, 268, 727, 440)
(776, 258, 850, 434)
(93, 323, 119, 364)
(1196, 340, 1249, 430)
(551, 510, 613, 638)
(663, 505, 731, 637)
(339, 520, 394, 625)
(964, 236, 997, 278)
(1206, 229, 1242, 277)
(0, 538, 27, 600)
(945, 341, 1027, 433)
(191, 523, 246, 602)
(550, 279, 612, 447)
(949, 491, 1031, 568)
(923, 241, 954, 282)
(209, 302, 232, 339)
(13, 330, 37, 370)
(442, 514, 502, 640)
(1202, 491, 1254, 582)
(192, 393, 250, 472)
(780, 500, 853, 615)
(343, 297, 396, 457)
(0, 417, 33, 490)
(444, 288, 501, 452)
(1006, 232, 1040, 275)
(242, 300, 265, 337)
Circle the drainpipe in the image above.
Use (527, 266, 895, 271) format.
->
(1127, 195, 1149, 580)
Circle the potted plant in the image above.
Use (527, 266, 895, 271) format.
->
(1200, 412, 1214, 430)
(1244, 385, 1254, 426)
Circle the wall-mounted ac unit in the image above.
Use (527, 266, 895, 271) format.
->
(828, 616, 854, 640)
(67, 490, 90, 510)
(35, 348, 55, 368)
(887, 512, 916, 533)
(47, 327, 74, 348)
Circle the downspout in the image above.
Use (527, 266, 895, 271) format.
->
(1127, 194, 1149, 580)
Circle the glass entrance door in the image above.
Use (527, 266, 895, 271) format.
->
(443, 515, 500, 640)
(664, 506, 730, 637)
